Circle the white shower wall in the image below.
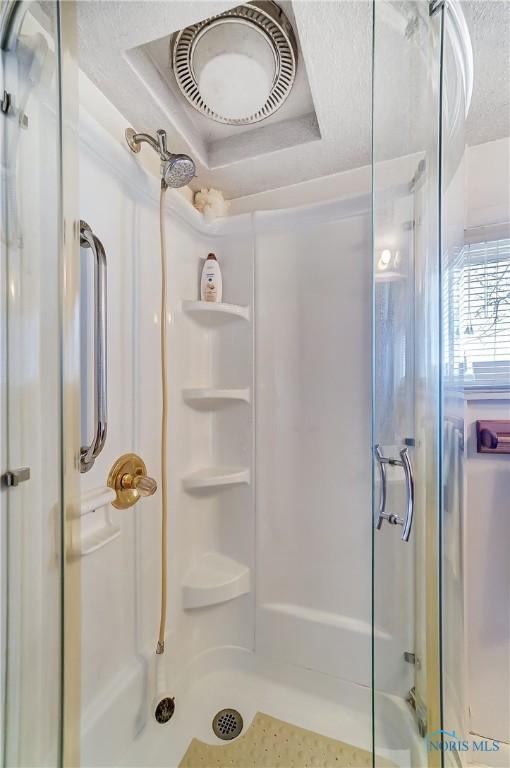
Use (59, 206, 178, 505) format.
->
(254, 201, 373, 686)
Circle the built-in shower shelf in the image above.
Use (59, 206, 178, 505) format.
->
(183, 388, 251, 409)
(183, 466, 250, 491)
(182, 553, 250, 609)
(183, 300, 250, 324)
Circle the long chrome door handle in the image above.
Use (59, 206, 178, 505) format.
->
(374, 445, 387, 530)
(399, 447, 414, 542)
(373, 445, 414, 542)
(80, 220, 107, 473)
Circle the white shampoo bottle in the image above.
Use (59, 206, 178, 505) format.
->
(200, 252, 222, 302)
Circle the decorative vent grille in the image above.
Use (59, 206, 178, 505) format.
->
(171, 2, 297, 126)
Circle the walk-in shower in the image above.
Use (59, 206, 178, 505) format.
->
(1, 1, 508, 767)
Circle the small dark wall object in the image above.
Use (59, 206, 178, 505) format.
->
(154, 696, 175, 724)
(476, 420, 510, 454)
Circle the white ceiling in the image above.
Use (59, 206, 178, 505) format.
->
(77, 0, 372, 198)
(463, 0, 510, 146)
(138, 1, 318, 154)
(77, 1, 510, 201)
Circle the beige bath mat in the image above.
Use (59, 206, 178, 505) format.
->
(179, 711, 394, 767)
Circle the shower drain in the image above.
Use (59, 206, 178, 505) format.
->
(212, 708, 244, 740)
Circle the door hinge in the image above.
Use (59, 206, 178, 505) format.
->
(404, 651, 416, 665)
(407, 686, 428, 737)
(2, 467, 30, 487)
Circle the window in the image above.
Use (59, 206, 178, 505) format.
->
(461, 237, 510, 390)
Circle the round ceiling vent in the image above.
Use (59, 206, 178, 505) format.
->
(171, 1, 298, 126)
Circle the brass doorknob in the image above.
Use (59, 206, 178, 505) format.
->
(108, 453, 158, 509)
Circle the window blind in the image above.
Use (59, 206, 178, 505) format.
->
(442, 242, 465, 390)
(460, 237, 510, 390)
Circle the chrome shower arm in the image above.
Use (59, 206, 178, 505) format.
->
(126, 128, 173, 161)
(126, 130, 160, 155)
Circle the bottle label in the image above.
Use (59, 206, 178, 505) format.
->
(204, 282, 217, 301)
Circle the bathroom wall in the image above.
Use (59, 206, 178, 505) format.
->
(254, 199, 373, 687)
(465, 137, 510, 230)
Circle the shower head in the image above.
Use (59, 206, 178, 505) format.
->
(162, 154, 196, 188)
(125, 127, 195, 188)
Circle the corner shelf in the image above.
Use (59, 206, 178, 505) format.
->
(182, 466, 250, 492)
(182, 300, 250, 325)
(182, 553, 250, 609)
(183, 388, 250, 409)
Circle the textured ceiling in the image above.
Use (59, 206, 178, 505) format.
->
(138, 1, 318, 153)
(77, 0, 372, 198)
(463, 0, 510, 146)
(77, 1, 509, 200)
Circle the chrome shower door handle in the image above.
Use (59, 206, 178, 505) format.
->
(374, 445, 387, 529)
(373, 445, 414, 542)
(80, 220, 107, 473)
(399, 447, 414, 542)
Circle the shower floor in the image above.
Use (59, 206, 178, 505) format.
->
(179, 711, 394, 767)
(120, 647, 424, 768)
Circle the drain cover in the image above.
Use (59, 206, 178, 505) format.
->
(212, 708, 243, 740)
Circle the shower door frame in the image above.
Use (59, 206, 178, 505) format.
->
(57, 2, 81, 765)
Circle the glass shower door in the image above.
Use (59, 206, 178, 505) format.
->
(1, 3, 79, 765)
(372, 1, 443, 765)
